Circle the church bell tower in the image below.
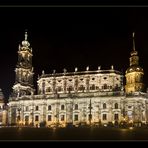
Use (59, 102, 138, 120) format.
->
(125, 32, 144, 94)
(12, 31, 34, 97)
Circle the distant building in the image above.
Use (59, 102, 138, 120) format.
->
(0, 89, 7, 126)
(8, 32, 148, 127)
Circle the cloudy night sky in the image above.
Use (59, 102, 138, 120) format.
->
(0, 7, 148, 101)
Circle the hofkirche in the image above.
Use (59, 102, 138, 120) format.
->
(0, 31, 148, 127)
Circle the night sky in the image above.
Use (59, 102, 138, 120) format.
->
(0, 7, 148, 101)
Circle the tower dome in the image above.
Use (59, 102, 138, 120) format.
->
(21, 31, 30, 47)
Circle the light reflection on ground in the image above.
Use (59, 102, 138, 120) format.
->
(0, 127, 147, 140)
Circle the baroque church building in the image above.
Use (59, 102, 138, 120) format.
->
(7, 32, 148, 127)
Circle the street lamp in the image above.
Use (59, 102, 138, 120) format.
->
(30, 99, 34, 127)
(30, 109, 34, 126)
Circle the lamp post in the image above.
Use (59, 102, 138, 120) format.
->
(42, 100, 47, 127)
(17, 108, 21, 126)
(88, 99, 92, 126)
(30, 109, 34, 127)
(55, 99, 59, 127)
(31, 100, 34, 127)
(64, 99, 67, 126)
(71, 99, 74, 126)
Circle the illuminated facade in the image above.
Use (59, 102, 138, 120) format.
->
(8, 32, 148, 127)
(0, 89, 7, 125)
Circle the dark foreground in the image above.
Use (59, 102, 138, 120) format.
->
(0, 127, 148, 141)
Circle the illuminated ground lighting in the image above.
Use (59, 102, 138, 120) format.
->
(18, 127, 22, 132)
(129, 127, 134, 130)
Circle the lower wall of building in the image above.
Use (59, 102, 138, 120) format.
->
(8, 95, 148, 127)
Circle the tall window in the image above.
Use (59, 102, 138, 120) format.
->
(61, 105, 65, 110)
(75, 104, 78, 110)
(25, 116, 29, 122)
(79, 85, 85, 91)
(74, 114, 78, 121)
(25, 106, 29, 111)
(35, 115, 39, 121)
(48, 115, 52, 121)
(58, 86, 62, 92)
(25, 116, 29, 126)
(103, 103, 107, 109)
(35, 106, 39, 111)
(61, 115, 65, 121)
(103, 114, 107, 120)
(48, 105, 52, 111)
(114, 114, 119, 120)
(115, 103, 118, 109)
(92, 84, 95, 90)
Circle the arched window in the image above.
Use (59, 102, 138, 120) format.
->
(61, 105, 65, 110)
(46, 87, 51, 92)
(92, 84, 95, 90)
(25, 116, 29, 122)
(114, 114, 119, 120)
(104, 84, 107, 89)
(61, 115, 65, 121)
(35, 115, 39, 121)
(102, 114, 107, 120)
(75, 104, 78, 110)
(103, 103, 106, 109)
(48, 115, 52, 121)
(67, 86, 73, 92)
(74, 114, 79, 121)
(79, 85, 85, 92)
(48, 105, 52, 111)
(115, 103, 118, 109)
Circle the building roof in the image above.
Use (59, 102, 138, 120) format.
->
(39, 69, 123, 79)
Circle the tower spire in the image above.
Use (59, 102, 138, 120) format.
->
(25, 30, 28, 41)
(22, 29, 30, 47)
(125, 32, 144, 94)
(132, 32, 136, 51)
